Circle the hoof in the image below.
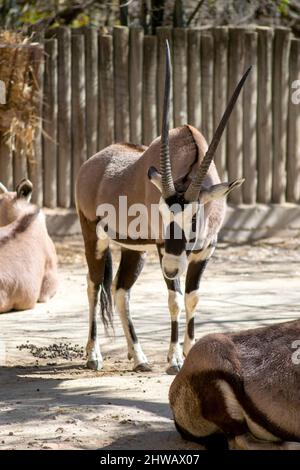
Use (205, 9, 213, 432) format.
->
(133, 363, 152, 372)
(166, 365, 181, 375)
(86, 360, 102, 371)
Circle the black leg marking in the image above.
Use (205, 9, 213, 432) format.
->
(185, 259, 209, 294)
(91, 320, 97, 341)
(128, 319, 138, 344)
(171, 320, 179, 343)
(187, 318, 194, 340)
(116, 249, 146, 291)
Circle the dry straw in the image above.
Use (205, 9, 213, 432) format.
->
(0, 30, 42, 163)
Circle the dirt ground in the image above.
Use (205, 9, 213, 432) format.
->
(0, 236, 300, 450)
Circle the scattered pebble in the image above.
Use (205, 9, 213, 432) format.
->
(17, 342, 84, 360)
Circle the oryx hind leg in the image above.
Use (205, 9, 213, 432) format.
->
(157, 245, 184, 375)
(114, 248, 150, 372)
(79, 211, 112, 371)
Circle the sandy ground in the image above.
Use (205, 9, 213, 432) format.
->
(0, 236, 300, 450)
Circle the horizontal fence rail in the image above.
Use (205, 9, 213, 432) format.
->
(0, 25, 300, 208)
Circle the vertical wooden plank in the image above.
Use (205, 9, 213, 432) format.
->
(243, 30, 257, 204)
(173, 28, 187, 127)
(71, 33, 86, 206)
(156, 27, 173, 134)
(213, 26, 228, 180)
(201, 32, 214, 143)
(85, 27, 98, 158)
(287, 38, 300, 203)
(13, 46, 28, 187)
(187, 29, 201, 130)
(0, 44, 16, 189)
(0, 140, 12, 189)
(28, 44, 44, 206)
(129, 27, 143, 144)
(272, 27, 291, 203)
(142, 35, 157, 145)
(57, 27, 71, 208)
(98, 34, 114, 150)
(227, 28, 245, 204)
(113, 26, 129, 142)
(43, 39, 58, 208)
(256, 27, 273, 204)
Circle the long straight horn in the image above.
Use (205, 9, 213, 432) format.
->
(185, 66, 252, 202)
(160, 40, 175, 199)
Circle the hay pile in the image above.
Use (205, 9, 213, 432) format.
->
(0, 30, 42, 163)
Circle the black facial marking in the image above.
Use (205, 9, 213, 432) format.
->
(171, 320, 178, 343)
(164, 221, 186, 256)
(157, 245, 182, 292)
(165, 192, 188, 209)
(185, 259, 209, 294)
(187, 318, 195, 340)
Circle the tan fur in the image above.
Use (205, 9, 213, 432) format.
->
(76, 125, 224, 245)
(0, 187, 58, 313)
(169, 319, 300, 449)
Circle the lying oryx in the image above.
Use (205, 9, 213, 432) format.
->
(169, 319, 300, 450)
(76, 42, 250, 373)
(0, 179, 57, 312)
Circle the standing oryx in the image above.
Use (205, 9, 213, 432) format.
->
(76, 42, 251, 374)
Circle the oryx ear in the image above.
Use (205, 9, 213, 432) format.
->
(16, 179, 33, 202)
(0, 182, 8, 194)
(148, 166, 163, 193)
(200, 178, 245, 204)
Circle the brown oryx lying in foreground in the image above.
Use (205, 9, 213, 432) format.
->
(0, 179, 57, 313)
(76, 42, 250, 373)
(169, 319, 300, 450)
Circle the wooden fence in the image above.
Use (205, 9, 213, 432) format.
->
(1, 25, 300, 208)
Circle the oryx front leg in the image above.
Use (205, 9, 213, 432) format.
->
(184, 257, 209, 357)
(166, 284, 184, 375)
(114, 249, 151, 372)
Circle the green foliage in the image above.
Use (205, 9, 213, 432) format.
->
(278, 0, 290, 16)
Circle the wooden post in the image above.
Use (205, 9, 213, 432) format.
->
(243, 30, 257, 204)
(129, 27, 143, 144)
(0, 44, 17, 189)
(0, 141, 12, 189)
(256, 27, 273, 204)
(156, 27, 173, 134)
(173, 28, 187, 127)
(98, 34, 114, 150)
(227, 28, 245, 204)
(71, 33, 86, 206)
(28, 44, 44, 206)
(272, 27, 291, 203)
(201, 32, 214, 143)
(142, 35, 157, 145)
(187, 29, 201, 130)
(57, 27, 71, 208)
(43, 39, 58, 208)
(213, 26, 228, 180)
(113, 26, 130, 142)
(287, 38, 300, 203)
(85, 27, 98, 159)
